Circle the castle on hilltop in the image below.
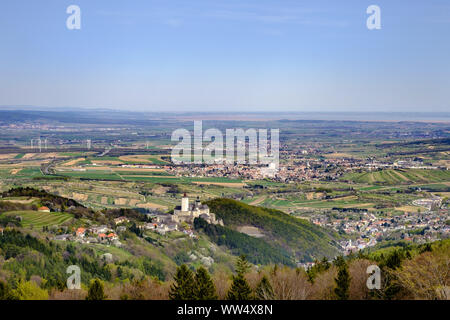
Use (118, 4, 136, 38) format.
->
(172, 193, 223, 226)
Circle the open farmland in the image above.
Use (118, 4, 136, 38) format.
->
(0, 112, 448, 241)
(3, 210, 74, 228)
(341, 169, 450, 185)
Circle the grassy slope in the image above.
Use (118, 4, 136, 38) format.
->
(3, 210, 73, 228)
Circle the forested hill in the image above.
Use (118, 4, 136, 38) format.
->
(205, 198, 341, 262)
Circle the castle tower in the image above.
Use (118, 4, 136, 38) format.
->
(195, 196, 201, 208)
(181, 193, 189, 212)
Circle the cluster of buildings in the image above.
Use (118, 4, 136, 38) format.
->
(366, 159, 447, 170)
(173, 194, 223, 225)
(168, 163, 276, 180)
(50, 194, 220, 246)
(53, 224, 122, 247)
(311, 198, 448, 254)
(167, 146, 448, 183)
(167, 158, 349, 182)
(412, 197, 442, 211)
(147, 194, 223, 235)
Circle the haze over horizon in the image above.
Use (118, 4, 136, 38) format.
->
(1, 0, 449, 113)
(1, 105, 450, 115)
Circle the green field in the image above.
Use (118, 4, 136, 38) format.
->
(122, 176, 243, 183)
(147, 156, 169, 165)
(3, 210, 74, 228)
(119, 171, 172, 176)
(358, 185, 384, 191)
(414, 183, 450, 191)
(57, 170, 123, 180)
(12, 167, 44, 178)
(55, 170, 242, 184)
(240, 194, 374, 211)
(58, 152, 90, 157)
(341, 169, 450, 185)
(88, 155, 168, 165)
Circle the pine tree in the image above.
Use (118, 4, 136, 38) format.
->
(271, 265, 278, 276)
(255, 275, 274, 300)
(357, 250, 365, 259)
(169, 264, 195, 300)
(235, 255, 251, 275)
(321, 256, 331, 269)
(385, 250, 402, 269)
(86, 279, 107, 300)
(194, 267, 217, 300)
(333, 255, 346, 268)
(334, 263, 351, 300)
(227, 273, 253, 300)
(307, 257, 330, 283)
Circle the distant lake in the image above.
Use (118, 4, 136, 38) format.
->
(168, 112, 450, 123)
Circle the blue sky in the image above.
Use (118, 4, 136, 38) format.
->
(0, 0, 449, 112)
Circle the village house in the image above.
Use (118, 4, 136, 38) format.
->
(76, 227, 86, 238)
(84, 237, 98, 244)
(107, 233, 118, 241)
(91, 225, 111, 234)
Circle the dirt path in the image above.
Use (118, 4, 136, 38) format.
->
(62, 158, 84, 166)
(10, 168, 22, 175)
(191, 181, 245, 187)
(249, 195, 267, 206)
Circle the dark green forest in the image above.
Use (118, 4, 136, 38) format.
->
(205, 198, 341, 261)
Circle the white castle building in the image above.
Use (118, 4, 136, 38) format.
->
(172, 193, 223, 226)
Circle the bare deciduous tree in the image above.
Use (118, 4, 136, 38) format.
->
(310, 266, 337, 300)
(107, 278, 169, 300)
(349, 259, 376, 300)
(393, 245, 449, 300)
(49, 288, 87, 300)
(270, 266, 312, 300)
(213, 269, 232, 300)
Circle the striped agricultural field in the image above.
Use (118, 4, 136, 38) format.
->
(3, 210, 74, 228)
(341, 169, 450, 185)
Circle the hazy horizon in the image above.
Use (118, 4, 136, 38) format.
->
(1, 105, 450, 122)
(2, 104, 450, 115)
